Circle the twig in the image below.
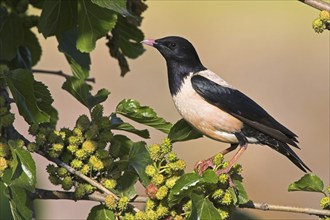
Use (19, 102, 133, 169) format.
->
(36, 151, 141, 213)
(32, 188, 106, 202)
(239, 201, 330, 217)
(32, 69, 96, 83)
(299, 0, 330, 11)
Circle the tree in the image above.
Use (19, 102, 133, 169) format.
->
(0, 0, 329, 219)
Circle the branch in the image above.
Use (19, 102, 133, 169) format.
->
(299, 0, 330, 11)
(36, 150, 141, 213)
(240, 201, 330, 218)
(32, 188, 106, 202)
(32, 69, 96, 83)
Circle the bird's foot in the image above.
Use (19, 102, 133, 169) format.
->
(194, 157, 215, 175)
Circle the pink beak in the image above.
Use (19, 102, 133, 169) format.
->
(141, 39, 156, 46)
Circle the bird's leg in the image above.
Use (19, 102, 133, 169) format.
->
(216, 143, 248, 175)
(194, 143, 239, 175)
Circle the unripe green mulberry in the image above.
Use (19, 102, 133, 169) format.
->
(105, 194, 117, 210)
(145, 210, 158, 220)
(165, 176, 179, 189)
(70, 159, 83, 169)
(28, 124, 39, 135)
(149, 144, 161, 161)
(52, 143, 64, 152)
(73, 127, 83, 137)
(145, 199, 156, 211)
(74, 184, 86, 199)
(0, 142, 9, 157)
(213, 153, 224, 166)
(62, 176, 73, 190)
(123, 213, 135, 220)
(313, 18, 325, 33)
(0, 113, 15, 127)
(0, 157, 8, 171)
(145, 165, 157, 177)
(156, 204, 169, 218)
(221, 190, 232, 205)
(320, 196, 330, 209)
(48, 150, 61, 158)
(160, 138, 172, 154)
(57, 167, 68, 177)
(97, 116, 111, 130)
(67, 145, 78, 153)
(89, 155, 104, 171)
(84, 124, 99, 139)
(48, 174, 61, 185)
(167, 152, 178, 162)
(232, 164, 243, 174)
(36, 133, 46, 145)
(320, 10, 330, 21)
(219, 173, 229, 185)
(75, 149, 87, 160)
(219, 209, 229, 220)
(98, 130, 113, 143)
(102, 178, 117, 190)
(135, 211, 146, 220)
(80, 164, 91, 175)
(155, 186, 168, 200)
(46, 164, 57, 174)
(83, 184, 95, 194)
(27, 142, 38, 152)
(68, 135, 83, 146)
(118, 196, 129, 211)
(152, 174, 164, 186)
(212, 188, 224, 200)
(76, 114, 90, 131)
(82, 140, 97, 154)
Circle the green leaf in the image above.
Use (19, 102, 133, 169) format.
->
(57, 28, 91, 71)
(62, 77, 109, 109)
(10, 148, 36, 191)
(116, 99, 172, 134)
(168, 173, 202, 207)
(202, 170, 218, 184)
(115, 171, 138, 199)
(189, 193, 222, 220)
(109, 135, 133, 159)
(168, 118, 203, 143)
(77, 0, 117, 52)
(34, 81, 58, 125)
(38, 0, 77, 37)
(5, 69, 50, 124)
(107, 16, 145, 76)
(87, 204, 115, 220)
(128, 141, 152, 187)
(110, 114, 150, 138)
(6, 186, 33, 220)
(232, 179, 249, 205)
(288, 173, 324, 193)
(0, 13, 24, 61)
(22, 29, 42, 66)
(0, 182, 14, 220)
(91, 0, 130, 16)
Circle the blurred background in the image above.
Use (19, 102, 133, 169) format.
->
(13, 1, 329, 219)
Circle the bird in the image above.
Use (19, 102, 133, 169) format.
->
(141, 36, 311, 174)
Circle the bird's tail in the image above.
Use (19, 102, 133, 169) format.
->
(260, 138, 311, 173)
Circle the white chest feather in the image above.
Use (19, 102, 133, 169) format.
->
(172, 71, 243, 143)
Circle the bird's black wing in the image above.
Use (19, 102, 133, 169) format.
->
(191, 74, 299, 147)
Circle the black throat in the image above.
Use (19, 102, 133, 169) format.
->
(167, 60, 206, 96)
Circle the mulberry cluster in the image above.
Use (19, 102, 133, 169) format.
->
(313, 10, 330, 33)
(320, 185, 330, 220)
(30, 105, 114, 199)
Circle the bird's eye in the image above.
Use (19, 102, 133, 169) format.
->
(169, 42, 176, 48)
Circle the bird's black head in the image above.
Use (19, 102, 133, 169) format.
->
(142, 36, 206, 95)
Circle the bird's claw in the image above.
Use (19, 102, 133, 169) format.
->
(194, 158, 215, 175)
